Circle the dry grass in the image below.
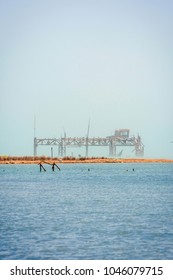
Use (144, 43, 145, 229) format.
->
(0, 156, 173, 164)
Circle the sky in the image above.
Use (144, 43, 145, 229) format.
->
(0, 0, 173, 158)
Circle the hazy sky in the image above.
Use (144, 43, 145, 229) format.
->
(0, 0, 173, 158)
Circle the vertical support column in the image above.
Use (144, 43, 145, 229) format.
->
(86, 137, 89, 157)
(135, 135, 144, 157)
(51, 147, 53, 158)
(63, 142, 66, 156)
(109, 139, 116, 157)
(109, 146, 112, 156)
(112, 145, 116, 156)
(34, 137, 37, 156)
(58, 143, 61, 156)
(58, 139, 66, 157)
(109, 139, 113, 157)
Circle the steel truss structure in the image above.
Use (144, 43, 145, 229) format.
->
(34, 129, 144, 157)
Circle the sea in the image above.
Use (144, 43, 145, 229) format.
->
(0, 163, 173, 260)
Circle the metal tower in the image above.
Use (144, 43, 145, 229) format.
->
(33, 128, 144, 157)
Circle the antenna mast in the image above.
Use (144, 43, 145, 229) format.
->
(33, 116, 37, 156)
(34, 116, 36, 138)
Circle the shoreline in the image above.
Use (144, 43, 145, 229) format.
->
(0, 156, 173, 164)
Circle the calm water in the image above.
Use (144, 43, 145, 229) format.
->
(0, 163, 173, 260)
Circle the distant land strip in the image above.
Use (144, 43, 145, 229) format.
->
(0, 156, 173, 164)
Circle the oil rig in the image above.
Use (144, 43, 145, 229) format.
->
(34, 128, 144, 157)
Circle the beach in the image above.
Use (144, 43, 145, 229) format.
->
(0, 156, 173, 164)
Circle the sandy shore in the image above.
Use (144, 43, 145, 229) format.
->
(0, 156, 173, 164)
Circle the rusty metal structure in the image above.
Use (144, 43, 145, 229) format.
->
(34, 128, 144, 157)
